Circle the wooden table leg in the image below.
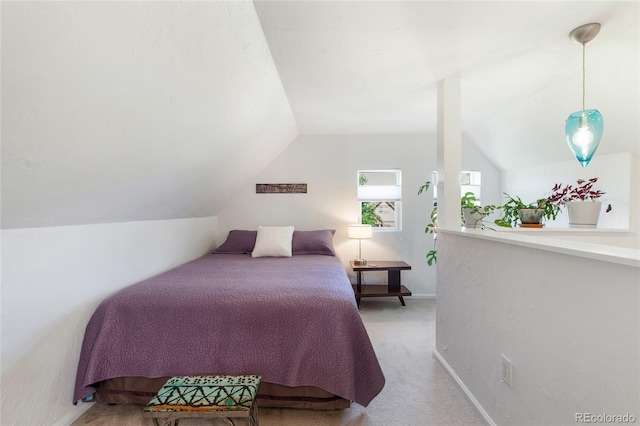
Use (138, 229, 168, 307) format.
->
(388, 270, 405, 306)
(388, 270, 401, 293)
(356, 271, 362, 307)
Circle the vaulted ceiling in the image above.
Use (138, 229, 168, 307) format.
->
(2, 1, 638, 229)
(255, 0, 639, 167)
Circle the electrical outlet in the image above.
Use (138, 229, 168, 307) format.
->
(501, 354, 513, 387)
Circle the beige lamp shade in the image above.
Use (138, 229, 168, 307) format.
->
(348, 224, 373, 239)
(348, 224, 372, 265)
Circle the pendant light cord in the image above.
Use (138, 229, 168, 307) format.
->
(581, 42, 586, 111)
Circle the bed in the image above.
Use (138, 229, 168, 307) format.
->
(73, 229, 385, 409)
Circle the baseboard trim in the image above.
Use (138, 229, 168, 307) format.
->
(408, 293, 436, 299)
(432, 349, 496, 426)
(53, 402, 93, 426)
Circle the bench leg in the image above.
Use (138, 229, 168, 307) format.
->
(250, 402, 259, 426)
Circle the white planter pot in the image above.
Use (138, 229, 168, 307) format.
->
(566, 201, 601, 228)
(463, 208, 484, 229)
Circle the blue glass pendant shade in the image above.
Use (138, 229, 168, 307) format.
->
(565, 109, 603, 167)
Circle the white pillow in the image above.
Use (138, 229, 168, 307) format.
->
(251, 226, 295, 258)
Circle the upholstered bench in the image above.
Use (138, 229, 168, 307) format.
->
(143, 375, 261, 426)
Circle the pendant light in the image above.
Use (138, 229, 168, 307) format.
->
(565, 23, 603, 168)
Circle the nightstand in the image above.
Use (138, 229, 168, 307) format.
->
(350, 261, 412, 307)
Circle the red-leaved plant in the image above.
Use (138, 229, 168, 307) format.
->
(547, 177, 612, 212)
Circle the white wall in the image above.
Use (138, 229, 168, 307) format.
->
(0, 216, 217, 425)
(436, 231, 639, 425)
(1, 1, 297, 229)
(462, 137, 502, 208)
(502, 152, 637, 231)
(217, 133, 434, 295)
(217, 133, 501, 296)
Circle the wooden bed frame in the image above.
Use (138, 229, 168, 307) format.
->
(92, 377, 351, 410)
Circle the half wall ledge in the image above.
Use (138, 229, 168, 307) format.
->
(440, 228, 640, 268)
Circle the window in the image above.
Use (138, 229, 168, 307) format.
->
(357, 170, 402, 231)
(461, 170, 481, 204)
(431, 170, 482, 204)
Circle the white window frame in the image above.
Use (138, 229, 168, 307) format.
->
(357, 169, 402, 232)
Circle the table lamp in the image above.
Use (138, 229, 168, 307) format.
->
(348, 224, 373, 265)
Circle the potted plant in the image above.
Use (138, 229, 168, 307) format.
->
(461, 192, 497, 229)
(418, 183, 496, 265)
(547, 177, 610, 228)
(461, 191, 481, 228)
(494, 193, 561, 228)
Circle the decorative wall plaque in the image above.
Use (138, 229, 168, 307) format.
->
(256, 183, 307, 194)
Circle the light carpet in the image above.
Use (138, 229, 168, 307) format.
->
(72, 299, 485, 426)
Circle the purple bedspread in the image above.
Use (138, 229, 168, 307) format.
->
(73, 254, 385, 406)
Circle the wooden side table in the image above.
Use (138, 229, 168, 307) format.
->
(350, 261, 412, 307)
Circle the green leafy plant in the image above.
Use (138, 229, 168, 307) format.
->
(461, 191, 498, 228)
(361, 202, 382, 227)
(460, 191, 477, 209)
(493, 193, 561, 228)
(418, 183, 496, 265)
(418, 181, 438, 266)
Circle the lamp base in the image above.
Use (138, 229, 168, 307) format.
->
(353, 259, 368, 266)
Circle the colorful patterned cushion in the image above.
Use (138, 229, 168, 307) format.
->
(144, 375, 261, 413)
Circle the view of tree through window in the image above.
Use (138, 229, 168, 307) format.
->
(357, 170, 401, 231)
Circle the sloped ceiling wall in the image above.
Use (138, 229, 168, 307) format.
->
(2, 1, 638, 229)
(1, 1, 298, 229)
